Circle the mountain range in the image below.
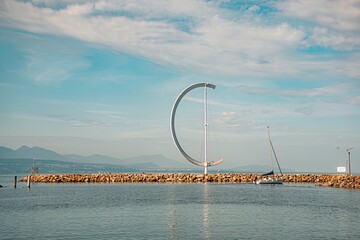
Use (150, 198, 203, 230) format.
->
(0, 145, 189, 174)
(0, 145, 295, 174)
(0, 145, 184, 168)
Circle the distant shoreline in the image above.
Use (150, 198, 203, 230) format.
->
(20, 173, 360, 189)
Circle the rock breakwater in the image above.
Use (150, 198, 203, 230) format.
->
(21, 173, 360, 189)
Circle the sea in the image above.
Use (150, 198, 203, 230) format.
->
(1, 174, 359, 240)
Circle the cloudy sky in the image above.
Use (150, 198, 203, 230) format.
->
(0, 0, 359, 172)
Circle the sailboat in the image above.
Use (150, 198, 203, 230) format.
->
(31, 158, 39, 175)
(256, 126, 283, 184)
(170, 83, 223, 174)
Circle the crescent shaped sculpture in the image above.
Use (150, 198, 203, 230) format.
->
(170, 83, 223, 169)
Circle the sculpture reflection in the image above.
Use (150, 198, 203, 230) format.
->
(167, 184, 212, 240)
(202, 183, 210, 240)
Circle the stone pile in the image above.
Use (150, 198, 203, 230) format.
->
(20, 173, 360, 189)
(21, 173, 259, 184)
(281, 174, 360, 189)
(315, 174, 360, 189)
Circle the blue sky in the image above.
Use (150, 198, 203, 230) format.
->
(0, 0, 359, 172)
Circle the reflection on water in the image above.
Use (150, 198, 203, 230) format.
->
(168, 183, 211, 240)
(202, 183, 210, 240)
(170, 207, 178, 240)
(169, 186, 178, 240)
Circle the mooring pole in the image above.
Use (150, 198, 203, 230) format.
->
(26, 175, 31, 188)
(346, 148, 353, 175)
(348, 150, 351, 175)
(14, 176, 17, 188)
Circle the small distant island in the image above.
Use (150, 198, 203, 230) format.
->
(21, 173, 360, 189)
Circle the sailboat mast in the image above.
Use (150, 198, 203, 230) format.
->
(267, 126, 274, 174)
(268, 126, 283, 175)
(267, 126, 275, 176)
(204, 85, 208, 174)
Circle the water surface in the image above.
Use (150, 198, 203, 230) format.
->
(1, 175, 359, 239)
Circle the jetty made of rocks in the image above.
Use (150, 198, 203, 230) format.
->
(21, 173, 360, 189)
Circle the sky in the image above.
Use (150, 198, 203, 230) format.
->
(0, 0, 359, 173)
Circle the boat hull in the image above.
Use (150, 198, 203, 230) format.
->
(256, 178, 283, 185)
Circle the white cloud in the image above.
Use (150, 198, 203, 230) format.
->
(221, 111, 236, 117)
(294, 105, 313, 115)
(215, 112, 240, 129)
(277, 0, 360, 51)
(0, 0, 359, 80)
(0, 26, 91, 84)
(277, 0, 360, 32)
(348, 95, 360, 105)
(235, 83, 355, 98)
(281, 84, 353, 97)
(246, 5, 260, 15)
(61, 3, 94, 15)
(93, 0, 217, 20)
(82, 110, 126, 120)
(0, 0, 316, 79)
(14, 114, 116, 127)
(311, 27, 360, 51)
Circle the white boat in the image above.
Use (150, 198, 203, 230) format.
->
(256, 126, 283, 185)
(255, 171, 283, 184)
(256, 179, 283, 184)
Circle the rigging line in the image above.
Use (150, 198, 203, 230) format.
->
(187, 88, 205, 163)
(201, 132, 205, 162)
(208, 96, 222, 161)
(199, 89, 205, 163)
(270, 141, 274, 173)
(269, 139, 283, 175)
(182, 97, 204, 163)
(201, 113, 205, 163)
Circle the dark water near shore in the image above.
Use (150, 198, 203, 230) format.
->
(1, 175, 360, 239)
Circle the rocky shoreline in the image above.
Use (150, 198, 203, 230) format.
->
(20, 173, 360, 189)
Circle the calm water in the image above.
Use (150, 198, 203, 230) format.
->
(1, 175, 359, 240)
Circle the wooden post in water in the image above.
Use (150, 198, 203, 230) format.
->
(14, 176, 17, 188)
(26, 175, 31, 188)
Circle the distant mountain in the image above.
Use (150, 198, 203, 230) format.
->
(63, 153, 121, 164)
(0, 158, 137, 175)
(83, 154, 121, 163)
(17, 145, 64, 160)
(0, 146, 300, 174)
(63, 153, 184, 168)
(0, 145, 184, 170)
(0, 145, 63, 160)
(0, 146, 14, 158)
(127, 162, 158, 169)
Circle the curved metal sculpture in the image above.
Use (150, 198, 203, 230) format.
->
(170, 83, 223, 170)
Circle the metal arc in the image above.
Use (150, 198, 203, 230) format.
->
(170, 83, 223, 167)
